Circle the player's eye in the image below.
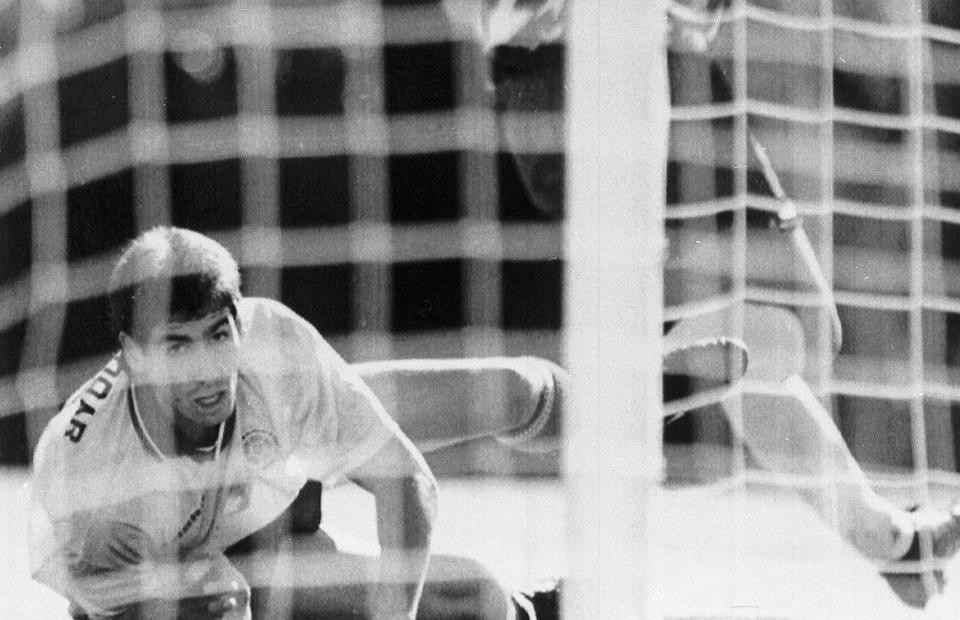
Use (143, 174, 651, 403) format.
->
(165, 341, 189, 356)
(211, 329, 231, 343)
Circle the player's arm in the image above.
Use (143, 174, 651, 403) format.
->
(346, 432, 438, 620)
(33, 510, 248, 620)
(66, 554, 248, 620)
(328, 364, 437, 620)
(284, 304, 436, 618)
(33, 448, 247, 618)
(46, 510, 249, 620)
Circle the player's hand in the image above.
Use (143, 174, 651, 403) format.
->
(72, 520, 157, 575)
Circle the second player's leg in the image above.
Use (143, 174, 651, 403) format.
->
(669, 303, 916, 559)
(736, 387, 915, 560)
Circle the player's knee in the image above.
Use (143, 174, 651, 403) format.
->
(421, 555, 511, 620)
(741, 303, 806, 382)
(495, 357, 565, 453)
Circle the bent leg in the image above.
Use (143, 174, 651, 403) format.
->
(230, 527, 512, 620)
(353, 357, 562, 453)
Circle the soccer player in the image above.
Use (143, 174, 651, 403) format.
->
(463, 0, 960, 609)
(29, 226, 518, 620)
(29, 223, 740, 620)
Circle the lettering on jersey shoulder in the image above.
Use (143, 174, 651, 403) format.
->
(64, 358, 122, 443)
(241, 429, 279, 468)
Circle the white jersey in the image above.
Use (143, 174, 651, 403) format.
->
(29, 297, 400, 613)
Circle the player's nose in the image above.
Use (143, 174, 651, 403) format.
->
(181, 342, 239, 382)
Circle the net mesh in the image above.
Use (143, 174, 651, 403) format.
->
(662, 0, 960, 602)
(663, 0, 960, 500)
(0, 0, 959, 504)
(0, 0, 564, 472)
(3, 0, 960, 604)
(4, 0, 960, 615)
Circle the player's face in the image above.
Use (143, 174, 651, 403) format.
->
(124, 308, 241, 428)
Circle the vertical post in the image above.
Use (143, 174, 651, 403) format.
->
(564, 1, 668, 617)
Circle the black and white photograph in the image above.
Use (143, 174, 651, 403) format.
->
(3, 0, 960, 618)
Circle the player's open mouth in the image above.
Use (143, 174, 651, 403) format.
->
(194, 391, 225, 410)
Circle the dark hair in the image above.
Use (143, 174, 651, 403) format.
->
(108, 226, 241, 343)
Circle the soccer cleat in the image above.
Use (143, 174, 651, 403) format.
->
(511, 577, 561, 620)
(881, 504, 960, 608)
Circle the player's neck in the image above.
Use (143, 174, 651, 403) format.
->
(173, 410, 234, 460)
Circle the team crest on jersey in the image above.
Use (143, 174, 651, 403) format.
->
(224, 483, 251, 515)
(242, 429, 279, 468)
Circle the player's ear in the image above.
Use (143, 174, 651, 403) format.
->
(119, 332, 147, 373)
(229, 302, 241, 335)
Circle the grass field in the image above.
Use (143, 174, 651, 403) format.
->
(5, 460, 960, 619)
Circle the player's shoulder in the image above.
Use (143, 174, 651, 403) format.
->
(237, 297, 339, 368)
(34, 356, 130, 474)
(238, 297, 316, 336)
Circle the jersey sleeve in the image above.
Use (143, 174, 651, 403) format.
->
(298, 338, 402, 485)
(29, 424, 77, 607)
(28, 363, 191, 617)
(260, 300, 403, 486)
(28, 413, 141, 617)
(30, 401, 250, 617)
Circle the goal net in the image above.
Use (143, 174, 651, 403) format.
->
(666, 0, 960, 502)
(3, 0, 960, 617)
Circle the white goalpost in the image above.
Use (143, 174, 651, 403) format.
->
(563, 1, 669, 617)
